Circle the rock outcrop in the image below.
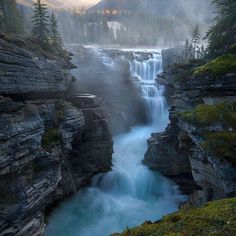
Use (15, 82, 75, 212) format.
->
(68, 45, 147, 134)
(0, 34, 75, 98)
(143, 111, 199, 195)
(144, 48, 236, 205)
(0, 36, 113, 235)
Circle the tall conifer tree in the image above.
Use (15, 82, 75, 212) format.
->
(206, 0, 236, 57)
(32, 0, 49, 45)
(49, 13, 62, 49)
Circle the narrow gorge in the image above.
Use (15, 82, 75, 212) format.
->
(1, 0, 236, 235)
(45, 48, 186, 236)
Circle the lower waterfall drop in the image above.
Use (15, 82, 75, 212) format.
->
(45, 50, 185, 236)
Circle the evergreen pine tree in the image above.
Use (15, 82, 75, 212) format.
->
(206, 0, 236, 57)
(32, 0, 49, 46)
(49, 13, 63, 50)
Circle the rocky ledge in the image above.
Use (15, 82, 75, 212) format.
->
(0, 35, 113, 236)
(0, 33, 76, 98)
(144, 48, 236, 205)
(0, 94, 113, 236)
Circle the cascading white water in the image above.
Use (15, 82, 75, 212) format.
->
(45, 49, 185, 236)
(130, 52, 167, 126)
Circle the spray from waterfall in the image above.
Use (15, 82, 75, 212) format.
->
(45, 48, 185, 236)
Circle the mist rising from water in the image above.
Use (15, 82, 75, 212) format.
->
(45, 49, 186, 236)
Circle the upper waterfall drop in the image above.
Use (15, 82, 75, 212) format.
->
(130, 52, 167, 126)
(130, 52, 163, 83)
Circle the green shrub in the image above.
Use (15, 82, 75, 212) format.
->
(180, 103, 236, 130)
(41, 128, 61, 151)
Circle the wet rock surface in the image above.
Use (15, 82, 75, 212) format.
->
(144, 48, 236, 205)
(68, 45, 147, 135)
(0, 37, 113, 235)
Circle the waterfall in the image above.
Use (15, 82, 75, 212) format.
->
(130, 52, 167, 126)
(45, 49, 186, 236)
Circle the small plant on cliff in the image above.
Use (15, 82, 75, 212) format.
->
(41, 128, 61, 151)
(32, 0, 49, 47)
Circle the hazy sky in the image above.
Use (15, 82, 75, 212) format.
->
(81, 0, 101, 5)
(17, 0, 101, 8)
(67, 0, 101, 7)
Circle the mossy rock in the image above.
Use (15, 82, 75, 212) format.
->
(41, 128, 61, 151)
(180, 103, 236, 130)
(194, 54, 236, 77)
(201, 131, 236, 165)
(114, 198, 236, 236)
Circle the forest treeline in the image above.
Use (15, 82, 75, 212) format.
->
(0, 0, 63, 52)
(0, 0, 235, 60)
(57, 9, 198, 46)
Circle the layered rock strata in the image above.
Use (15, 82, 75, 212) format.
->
(144, 48, 236, 205)
(0, 35, 113, 235)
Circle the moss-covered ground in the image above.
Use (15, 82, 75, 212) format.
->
(113, 198, 236, 236)
(180, 103, 236, 130)
(194, 54, 236, 77)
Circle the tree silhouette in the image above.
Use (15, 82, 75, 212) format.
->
(32, 0, 49, 46)
(49, 13, 63, 50)
(206, 0, 236, 57)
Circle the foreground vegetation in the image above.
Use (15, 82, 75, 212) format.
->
(180, 103, 236, 165)
(113, 198, 236, 236)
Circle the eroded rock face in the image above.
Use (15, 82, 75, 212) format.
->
(0, 34, 75, 98)
(69, 46, 147, 135)
(143, 48, 236, 205)
(0, 95, 112, 235)
(143, 113, 199, 195)
(0, 34, 113, 235)
(0, 98, 62, 235)
(58, 95, 113, 196)
(179, 119, 236, 205)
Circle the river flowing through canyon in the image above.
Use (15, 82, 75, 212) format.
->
(45, 48, 185, 236)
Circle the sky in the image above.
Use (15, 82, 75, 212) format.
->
(17, 0, 101, 8)
(64, 0, 101, 7)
